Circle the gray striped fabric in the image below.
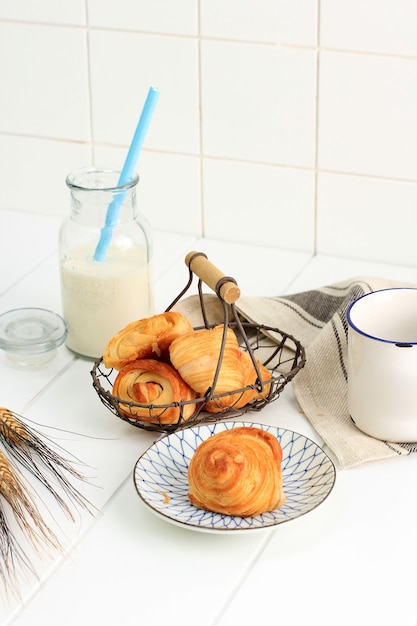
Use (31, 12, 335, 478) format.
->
(237, 277, 417, 469)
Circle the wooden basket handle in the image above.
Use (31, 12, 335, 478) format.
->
(185, 251, 241, 304)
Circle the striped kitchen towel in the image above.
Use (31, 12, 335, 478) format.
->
(237, 276, 417, 469)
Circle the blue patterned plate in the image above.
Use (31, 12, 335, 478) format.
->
(133, 421, 336, 533)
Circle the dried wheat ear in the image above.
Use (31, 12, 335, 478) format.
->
(0, 407, 97, 598)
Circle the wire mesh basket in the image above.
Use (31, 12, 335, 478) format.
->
(91, 251, 306, 433)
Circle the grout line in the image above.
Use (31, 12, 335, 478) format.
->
(21, 354, 79, 416)
(2, 122, 416, 185)
(2, 125, 417, 187)
(0, 249, 58, 298)
(197, 0, 206, 239)
(2, 18, 417, 62)
(281, 253, 315, 295)
(84, 0, 95, 162)
(207, 529, 276, 626)
(313, 0, 322, 257)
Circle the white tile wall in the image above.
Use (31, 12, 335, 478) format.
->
(0, 0, 86, 25)
(94, 145, 202, 235)
(318, 50, 417, 180)
(317, 172, 417, 267)
(201, 40, 317, 168)
(320, 0, 417, 56)
(203, 158, 315, 250)
(0, 22, 90, 141)
(88, 30, 199, 153)
(0, 135, 92, 214)
(0, 0, 416, 268)
(200, 0, 318, 46)
(87, 0, 198, 35)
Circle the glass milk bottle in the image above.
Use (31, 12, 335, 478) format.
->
(59, 166, 154, 359)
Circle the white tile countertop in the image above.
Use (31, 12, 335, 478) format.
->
(1, 210, 417, 626)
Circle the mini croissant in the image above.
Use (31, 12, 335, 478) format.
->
(112, 359, 197, 424)
(231, 350, 272, 410)
(188, 426, 285, 517)
(169, 325, 272, 413)
(104, 311, 194, 370)
(169, 325, 245, 410)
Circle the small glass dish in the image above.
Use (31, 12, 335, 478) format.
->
(0, 308, 67, 367)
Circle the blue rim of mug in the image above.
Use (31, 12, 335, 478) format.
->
(346, 287, 417, 346)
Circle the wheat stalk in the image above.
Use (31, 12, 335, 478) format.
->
(0, 408, 96, 520)
(0, 407, 28, 441)
(0, 451, 61, 548)
(0, 450, 63, 598)
(0, 503, 38, 598)
(0, 407, 97, 598)
(0, 450, 19, 500)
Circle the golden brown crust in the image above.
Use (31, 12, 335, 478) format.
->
(103, 312, 194, 370)
(169, 326, 272, 413)
(205, 351, 272, 413)
(169, 325, 245, 410)
(104, 309, 273, 418)
(188, 426, 285, 517)
(112, 359, 197, 424)
(231, 351, 272, 410)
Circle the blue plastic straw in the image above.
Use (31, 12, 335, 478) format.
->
(93, 86, 160, 262)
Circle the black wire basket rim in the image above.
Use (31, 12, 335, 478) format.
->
(90, 321, 305, 423)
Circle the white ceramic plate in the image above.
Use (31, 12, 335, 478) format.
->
(133, 421, 336, 533)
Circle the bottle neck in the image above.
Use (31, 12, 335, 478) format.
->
(68, 187, 138, 226)
(66, 167, 139, 227)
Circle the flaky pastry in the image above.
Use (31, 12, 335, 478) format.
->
(169, 325, 245, 411)
(188, 426, 285, 517)
(103, 311, 194, 370)
(205, 350, 272, 413)
(112, 359, 197, 424)
(231, 351, 272, 410)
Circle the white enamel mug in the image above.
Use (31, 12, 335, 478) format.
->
(347, 288, 417, 442)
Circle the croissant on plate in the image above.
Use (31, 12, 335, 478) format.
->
(169, 325, 245, 411)
(112, 359, 197, 424)
(188, 426, 286, 517)
(103, 311, 194, 370)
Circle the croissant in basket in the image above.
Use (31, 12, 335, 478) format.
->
(112, 359, 198, 424)
(188, 426, 286, 517)
(169, 325, 246, 410)
(169, 325, 271, 413)
(103, 311, 194, 370)
(231, 351, 272, 410)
